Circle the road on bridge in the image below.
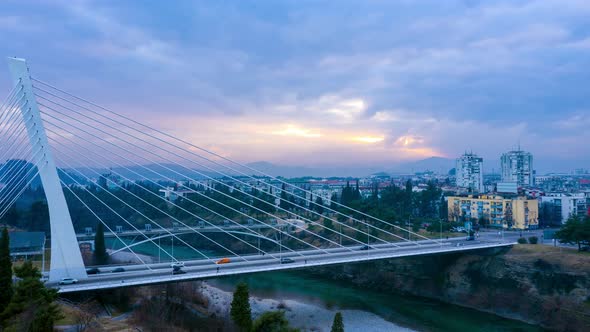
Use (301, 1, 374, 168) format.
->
(52, 235, 515, 293)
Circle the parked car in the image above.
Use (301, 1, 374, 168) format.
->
(280, 258, 295, 264)
(112, 267, 126, 273)
(86, 267, 100, 275)
(216, 258, 231, 264)
(173, 269, 187, 275)
(170, 261, 185, 268)
(359, 245, 373, 250)
(58, 277, 78, 285)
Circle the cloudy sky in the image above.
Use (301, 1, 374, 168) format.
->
(1, 0, 589, 173)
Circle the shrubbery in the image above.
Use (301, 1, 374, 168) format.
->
(517, 237, 527, 244)
(528, 236, 538, 244)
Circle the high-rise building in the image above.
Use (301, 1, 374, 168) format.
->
(501, 149, 533, 187)
(455, 152, 484, 192)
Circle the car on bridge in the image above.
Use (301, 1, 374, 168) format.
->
(173, 269, 187, 275)
(280, 258, 295, 264)
(171, 261, 185, 268)
(112, 267, 126, 273)
(359, 245, 373, 250)
(216, 257, 231, 264)
(58, 278, 78, 285)
(86, 268, 100, 275)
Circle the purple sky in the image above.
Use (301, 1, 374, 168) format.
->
(1, 0, 589, 173)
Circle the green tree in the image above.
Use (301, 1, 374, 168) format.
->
(252, 311, 298, 332)
(352, 181, 361, 201)
(1, 206, 19, 227)
(279, 184, 292, 211)
(340, 182, 353, 207)
(0, 227, 13, 311)
(331, 312, 344, 332)
(324, 218, 334, 230)
(230, 282, 252, 331)
(555, 215, 590, 250)
(330, 193, 338, 210)
(28, 201, 50, 233)
(314, 196, 325, 215)
(403, 179, 415, 219)
(1, 261, 62, 331)
(93, 222, 109, 265)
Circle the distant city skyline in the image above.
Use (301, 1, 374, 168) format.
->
(1, 1, 589, 172)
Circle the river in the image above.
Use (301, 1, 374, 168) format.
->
(106, 238, 545, 331)
(209, 271, 545, 332)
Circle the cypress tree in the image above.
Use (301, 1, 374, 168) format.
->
(330, 192, 338, 210)
(1, 261, 63, 331)
(280, 184, 290, 210)
(341, 181, 353, 207)
(331, 312, 344, 332)
(93, 222, 108, 265)
(315, 196, 324, 215)
(230, 282, 252, 331)
(352, 180, 361, 201)
(0, 227, 13, 310)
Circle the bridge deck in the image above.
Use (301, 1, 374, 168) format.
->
(53, 239, 514, 293)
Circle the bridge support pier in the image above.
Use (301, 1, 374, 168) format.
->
(8, 58, 87, 282)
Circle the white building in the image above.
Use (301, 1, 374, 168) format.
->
(540, 193, 587, 224)
(456, 153, 484, 193)
(501, 149, 533, 187)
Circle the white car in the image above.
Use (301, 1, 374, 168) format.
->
(58, 277, 78, 285)
(170, 262, 185, 268)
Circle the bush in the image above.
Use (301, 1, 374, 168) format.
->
(517, 237, 527, 244)
(528, 236, 538, 244)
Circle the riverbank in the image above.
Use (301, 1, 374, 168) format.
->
(305, 244, 590, 331)
(200, 280, 412, 331)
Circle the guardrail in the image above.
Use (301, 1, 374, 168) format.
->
(56, 241, 515, 293)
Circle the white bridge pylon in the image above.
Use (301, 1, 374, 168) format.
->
(7, 58, 87, 282)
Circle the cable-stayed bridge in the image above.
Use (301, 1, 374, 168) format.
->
(0, 57, 515, 293)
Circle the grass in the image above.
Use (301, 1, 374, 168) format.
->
(11, 248, 51, 272)
(507, 244, 590, 273)
(55, 303, 79, 325)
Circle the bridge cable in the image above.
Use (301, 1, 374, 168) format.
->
(0, 84, 23, 127)
(50, 142, 277, 262)
(36, 100, 382, 251)
(59, 181, 154, 270)
(0, 146, 43, 207)
(39, 114, 341, 256)
(46, 132, 293, 259)
(31, 82, 431, 245)
(33, 90, 398, 246)
(40, 110, 347, 254)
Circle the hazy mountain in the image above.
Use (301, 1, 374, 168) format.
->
(391, 157, 455, 174)
(244, 161, 386, 178)
(60, 163, 219, 183)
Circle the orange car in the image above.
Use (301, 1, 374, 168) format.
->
(216, 257, 231, 264)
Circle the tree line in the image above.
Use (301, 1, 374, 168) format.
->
(1, 178, 445, 234)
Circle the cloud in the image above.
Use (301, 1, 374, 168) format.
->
(271, 124, 322, 138)
(0, 0, 588, 170)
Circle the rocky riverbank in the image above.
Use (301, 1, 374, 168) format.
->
(199, 281, 413, 331)
(307, 244, 590, 331)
